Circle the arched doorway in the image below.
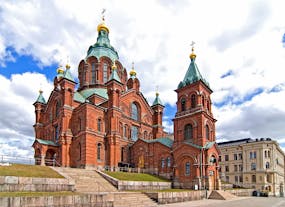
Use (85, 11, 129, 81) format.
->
(34, 148, 41, 165)
(45, 149, 57, 166)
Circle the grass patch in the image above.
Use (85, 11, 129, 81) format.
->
(0, 164, 64, 178)
(0, 191, 79, 198)
(127, 188, 193, 193)
(104, 171, 169, 182)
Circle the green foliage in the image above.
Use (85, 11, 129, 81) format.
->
(0, 191, 78, 198)
(104, 171, 169, 182)
(0, 164, 64, 178)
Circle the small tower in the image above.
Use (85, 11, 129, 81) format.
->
(174, 45, 216, 147)
(57, 63, 76, 107)
(106, 61, 124, 168)
(107, 61, 123, 108)
(33, 89, 46, 139)
(127, 62, 140, 91)
(151, 90, 164, 139)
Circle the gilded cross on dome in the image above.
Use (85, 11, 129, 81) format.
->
(190, 41, 197, 60)
(101, 8, 106, 21)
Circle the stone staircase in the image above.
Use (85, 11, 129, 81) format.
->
(53, 167, 118, 193)
(52, 167, 157, 207)
(113, 192, 157, 207)
(208, 190, 237, 200)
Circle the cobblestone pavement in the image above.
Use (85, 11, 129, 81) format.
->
(159, 197, 285, 207)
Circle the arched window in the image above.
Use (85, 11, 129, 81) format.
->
(202, 96, 205, 107)
(205, 125, 210, 140)
(123, 125, 127, 138)
(181, 98, 186, 111)
(131, 102, 139, 121)
(268, 150, 270, 158)
(265, 162, 270, 169)
(185, 162, 190, 175)
(97, 143, 102, 160)
(55, 100, 61, 117)
(78, 117, 82, 131)
(121, 147, 124, 162)
(161, 158, 165, 168)
(252, 174, 256, 183)
(131, 126, 138, 141)
(103, 63, 108, 83)
(97, 118, 102, 132)
(191, 94, 196, 108)
(82, 67, 86, 82)
(265, 151, 267, 158)
(144, 131, 148, 139)
(167, 157, 171, 167)
(54, 125, 59, 142)
(184, 124, 193, 141)
(78, 143, 81, 160)
(91, 62, 96, 84)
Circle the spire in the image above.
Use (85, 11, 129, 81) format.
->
(108, 60, 121, 82)
(178, 44, 210, 89)
(129, 62, 137, 78)
(35, 89, 46, 104)
(152, 87, 164, 106)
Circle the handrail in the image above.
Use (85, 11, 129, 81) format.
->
(0, 154, 61, 167)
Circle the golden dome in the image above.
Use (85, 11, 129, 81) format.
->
(189, 47, 196, 60)
(112, 62, 117, 70)
(130, 62, 137, 77)
(97, 21, 109, 33)
(57, 65, 64, 74)
(65, 64, 70, 69)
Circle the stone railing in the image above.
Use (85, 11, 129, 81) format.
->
(225, 188, 255, 197)
(0, 176, 74, 192)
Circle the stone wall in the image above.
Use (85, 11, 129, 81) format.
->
(97, 171, 171, 190)
(145, 190, 207, 204)
(0, 194, 113, 207)
(0, 176, 74, 192)
(226, 189, 254, 197)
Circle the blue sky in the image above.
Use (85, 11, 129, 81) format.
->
(1, 0, 285, 157)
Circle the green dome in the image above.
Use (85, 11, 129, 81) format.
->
(86, 30, 119, 61)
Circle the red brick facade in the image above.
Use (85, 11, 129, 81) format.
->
(33, 20, 220, 190)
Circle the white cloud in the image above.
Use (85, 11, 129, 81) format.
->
(0, 73, 53, 157)
(0, 0, 285, 157)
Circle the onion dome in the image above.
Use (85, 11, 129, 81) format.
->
(189, 47, 196, 60)
(129, 62, 137, 77)
(97, 19, 109, 33)
(86, 13, 118, 61)
(35, 89, 46, 104)
(152, 91, 164, 106)
(57, 64, 64, 75)
(108, 61, 121, 82)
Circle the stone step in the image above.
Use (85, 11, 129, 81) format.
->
(113, 193, 157, 207)
(52, 167, 118, 193)
(209, 190, 237, 200)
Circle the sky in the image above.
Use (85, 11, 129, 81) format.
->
(0, 0, 285, 158)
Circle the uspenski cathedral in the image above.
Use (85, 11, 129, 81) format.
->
(33, 15, 221, 190)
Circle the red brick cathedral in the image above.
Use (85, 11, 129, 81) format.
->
(33, 17, 220, 190)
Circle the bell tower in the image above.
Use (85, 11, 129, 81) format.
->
(173, 45, 216, 148)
